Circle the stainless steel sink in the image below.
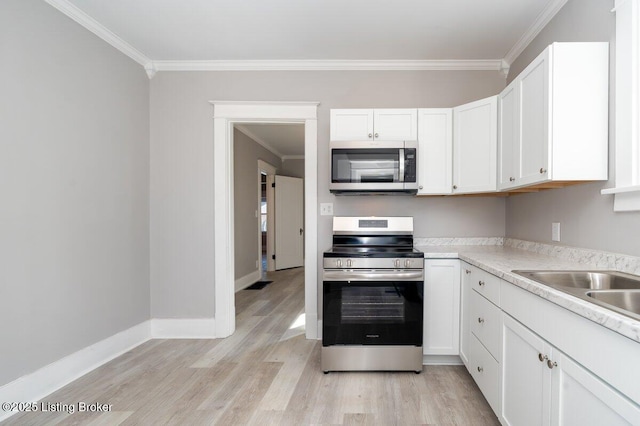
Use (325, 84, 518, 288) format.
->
(512, 270, 640, 290)
(586, 290, 640, 316)
(512, 270, 640, 321)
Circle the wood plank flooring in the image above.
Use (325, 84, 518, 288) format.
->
(3, 267, 499, 425)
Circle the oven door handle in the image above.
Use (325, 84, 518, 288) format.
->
(323, 270, 424, 281)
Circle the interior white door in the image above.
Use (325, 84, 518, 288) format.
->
(274, 175, 304, 270)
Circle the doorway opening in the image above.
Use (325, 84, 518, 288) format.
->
(213, 102, 318, 340)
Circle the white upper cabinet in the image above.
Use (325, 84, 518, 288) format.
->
(498, 42, 609, 191)
(417, 108, 453, 195)
(330, 109, 417, 141)
(498, 81, 519, 189)
(453, 96, 498, 194)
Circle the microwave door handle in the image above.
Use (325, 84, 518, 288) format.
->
(399, 148, 405, 182)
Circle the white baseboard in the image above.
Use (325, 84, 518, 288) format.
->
(150, 318, 217, 339)
(0, 320, 151, 423)
(422, 355, 463, 365)
(235, 270, 261, 292)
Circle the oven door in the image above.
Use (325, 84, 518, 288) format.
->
(323, 273, 423, 347)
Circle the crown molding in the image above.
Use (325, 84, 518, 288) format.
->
(235, 125, 284, 160)
(502, 0, 569, 68)
(282, 155, 305, 161)
(152, 59, 503, 72)
(43, 0, 152, 70)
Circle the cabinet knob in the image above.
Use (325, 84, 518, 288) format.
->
(477, 317, 484, 324)
(368, 133, 373, 138)
(538, 353, 547, 362)
(374, 133, 379, 138)
(540, 167, 547, 174)
(477, 366, 483, 373)
(547, 359, 557, 369)
(453, 185, 458, 190)
(478, 280, 485, 287)
(509, 177, 515, 182)
(419, 185, 423, 190)
(465, 269, 471, 274)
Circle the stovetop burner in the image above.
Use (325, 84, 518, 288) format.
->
(324, 246, 424, 258)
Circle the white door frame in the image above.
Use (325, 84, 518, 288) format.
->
(257, 160, 276, 275)
(211, 101, 319, 339)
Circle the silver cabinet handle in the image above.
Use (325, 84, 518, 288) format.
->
(419, 185, 423, 190)
(477, 366, 483, 373)
(374, 133, 379, 138)
(538, 353, 548, 362)
(478, 317, 484, 324)
(478, 280, 485, 287)
(368, 133, 373, 138)
(547, 359, 557, 369)
(453, 185, 458, 190)
(509, 177, 515, 182)
(465, 269, 471, 274)
(540, 167, 547, 174)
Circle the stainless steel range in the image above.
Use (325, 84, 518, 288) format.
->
(322, 216, 424, 373)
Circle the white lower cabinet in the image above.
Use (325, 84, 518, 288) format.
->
(501, 313, 640, 426)
(501, 313, 551, 426)
(423, 259, 460, 355)
(459, 263, 472, 366)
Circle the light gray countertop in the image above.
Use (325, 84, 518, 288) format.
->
(416, 244, 640, 344)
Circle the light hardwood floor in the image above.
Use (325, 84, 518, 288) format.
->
(4, 267, 499, 425)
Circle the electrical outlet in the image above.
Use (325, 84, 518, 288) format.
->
(552, 222, 561, 242)
(320, 203, 334, 216)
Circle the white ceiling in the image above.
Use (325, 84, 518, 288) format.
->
(236, 124, 305, 158)
(49, 0, 568, 74)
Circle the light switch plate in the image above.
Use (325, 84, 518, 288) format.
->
(552, 222, 561, 242)
(320, 203, 334, 216)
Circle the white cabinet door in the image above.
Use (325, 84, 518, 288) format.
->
(453, 96, 498, 194)
(498, 80, 520, 190)
(330, 109, 374, 141)
(330, 109, 417, 141)
(519, 48, 550, 186)
(551, 352, 640, 426)
(459, 264, 472, 366)
(423, 259, 460, 355)
(373, 109, 418, 140)
(501, 313, 552, 426)
(417, 108, 453, 195)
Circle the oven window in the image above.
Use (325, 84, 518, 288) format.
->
(323, 280, 423, 346)
(331, 149, 399, 183)
(340, 286, 405, 324)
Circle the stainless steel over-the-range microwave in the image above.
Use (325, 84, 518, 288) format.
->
(329, 140, 418, 195)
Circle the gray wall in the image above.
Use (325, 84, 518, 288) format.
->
(150, 70, 506, 318)
(233, 128, 281, 280)
(505, 0, 640, 256)
(0, 0, 150, 386)
(281, 159, 305, 179)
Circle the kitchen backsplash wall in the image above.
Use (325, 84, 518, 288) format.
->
(150, 69, 506, 318)
(505, 0, 640, 257)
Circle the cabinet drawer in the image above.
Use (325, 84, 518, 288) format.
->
(469, 334, 500, 416)
(470, 266, 500, 305)
(470, 289, 502, 361)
